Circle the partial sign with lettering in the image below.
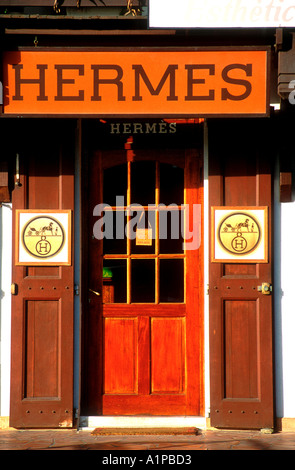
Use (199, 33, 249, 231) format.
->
(212, 207, 268, 262)
(15, 210, 72, 265)
(149, 0, 295, 28)
(3, 50, 268, 117)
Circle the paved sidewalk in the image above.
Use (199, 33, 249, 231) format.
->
(0, 428, 295, 450)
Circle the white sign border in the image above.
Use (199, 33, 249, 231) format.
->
(149, 0, 295, 28)
(15, 209, 72, 266)
(211, 206, 268, 263)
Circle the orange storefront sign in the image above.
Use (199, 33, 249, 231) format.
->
(3, 50, 269, 116)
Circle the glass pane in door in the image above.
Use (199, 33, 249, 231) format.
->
(131, 259, 155, 303)
(159, 163, 184, 205)
(103, 164, 127, 206)
(103, 259, 127, 303)
(131, 162, 156, 205)
(160, 259, 184, 303)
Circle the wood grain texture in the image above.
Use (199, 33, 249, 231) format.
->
(208, 119, 274, 430)
(10, 121, 75, 428)
(84, 146, 204, 416)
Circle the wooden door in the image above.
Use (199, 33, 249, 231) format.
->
(83, 148, 204, 416)
(10, 121, 75, 428)
(208, 119, 274, 430)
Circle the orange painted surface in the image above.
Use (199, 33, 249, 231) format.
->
(104, 318, 138, 394)
(3, 50, 268, 115)
(151, 318, 185, 394)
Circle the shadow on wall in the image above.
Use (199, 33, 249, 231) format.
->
(274, 151, 295, 419)
(0, 202, 12, 416)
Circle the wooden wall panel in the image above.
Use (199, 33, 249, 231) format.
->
(224, 300, 258, 399)
(27, 151, 60, 209)
(224, 157, 257, 207)
(25, 300, 60, 399)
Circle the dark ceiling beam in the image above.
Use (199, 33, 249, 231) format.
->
(0, 0, 138, 5)
(5, 28, 176, 35)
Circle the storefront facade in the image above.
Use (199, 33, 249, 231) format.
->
(0, 0, 294, 431)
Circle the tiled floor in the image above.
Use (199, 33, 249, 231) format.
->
(1, 429, 295, 450)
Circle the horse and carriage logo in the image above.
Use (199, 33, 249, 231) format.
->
(22, 216, 65, 259)
(218, 212, 261, 256)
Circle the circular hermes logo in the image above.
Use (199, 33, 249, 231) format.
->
(22, 216, 65, 259)
(218, 212, 261, 256)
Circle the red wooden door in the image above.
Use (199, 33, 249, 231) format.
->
(10, 122, 75, 428)
(208, 120, 274, 430)
(83, 147, 204, 416)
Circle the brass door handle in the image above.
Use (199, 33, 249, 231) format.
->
(257, 282, 272, 295)
(11, 283, 18, 295)
(89, 288, 101, 296)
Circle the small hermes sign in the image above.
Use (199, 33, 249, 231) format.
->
(135, 212, 153, 246)
(136, 228, 153, 246)
(212, 207, 268, 263)
(15, 210, 71, 265)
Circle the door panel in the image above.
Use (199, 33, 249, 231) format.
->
(224, 300, 258, 399)
(83, 148, 203, 416)
(151, 317, 185, 394)
(104, 317, 138, 394)
(10, 122, 75, 428)
(209, 119, 274, 429)
(25, 300, 60, 399)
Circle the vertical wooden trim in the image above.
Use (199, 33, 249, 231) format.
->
(138, 316, 151, 395)
(82, 150, 103, 415)
(127, 161, 131, 304)
(0, 49, 3, 115)
(10, 152, 27, 423)
(185, 148, 204, 416)
(155, 161, 159, 304)
(75, 118, 83, 428)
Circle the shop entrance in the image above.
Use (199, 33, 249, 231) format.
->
(82, 138, 204, 416)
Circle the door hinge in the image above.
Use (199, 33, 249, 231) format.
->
(74, 284, 79, 296)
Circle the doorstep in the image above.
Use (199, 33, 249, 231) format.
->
(79, 416, 207, 431)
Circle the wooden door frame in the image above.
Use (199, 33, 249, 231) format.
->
(80, 144, 204, 417)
